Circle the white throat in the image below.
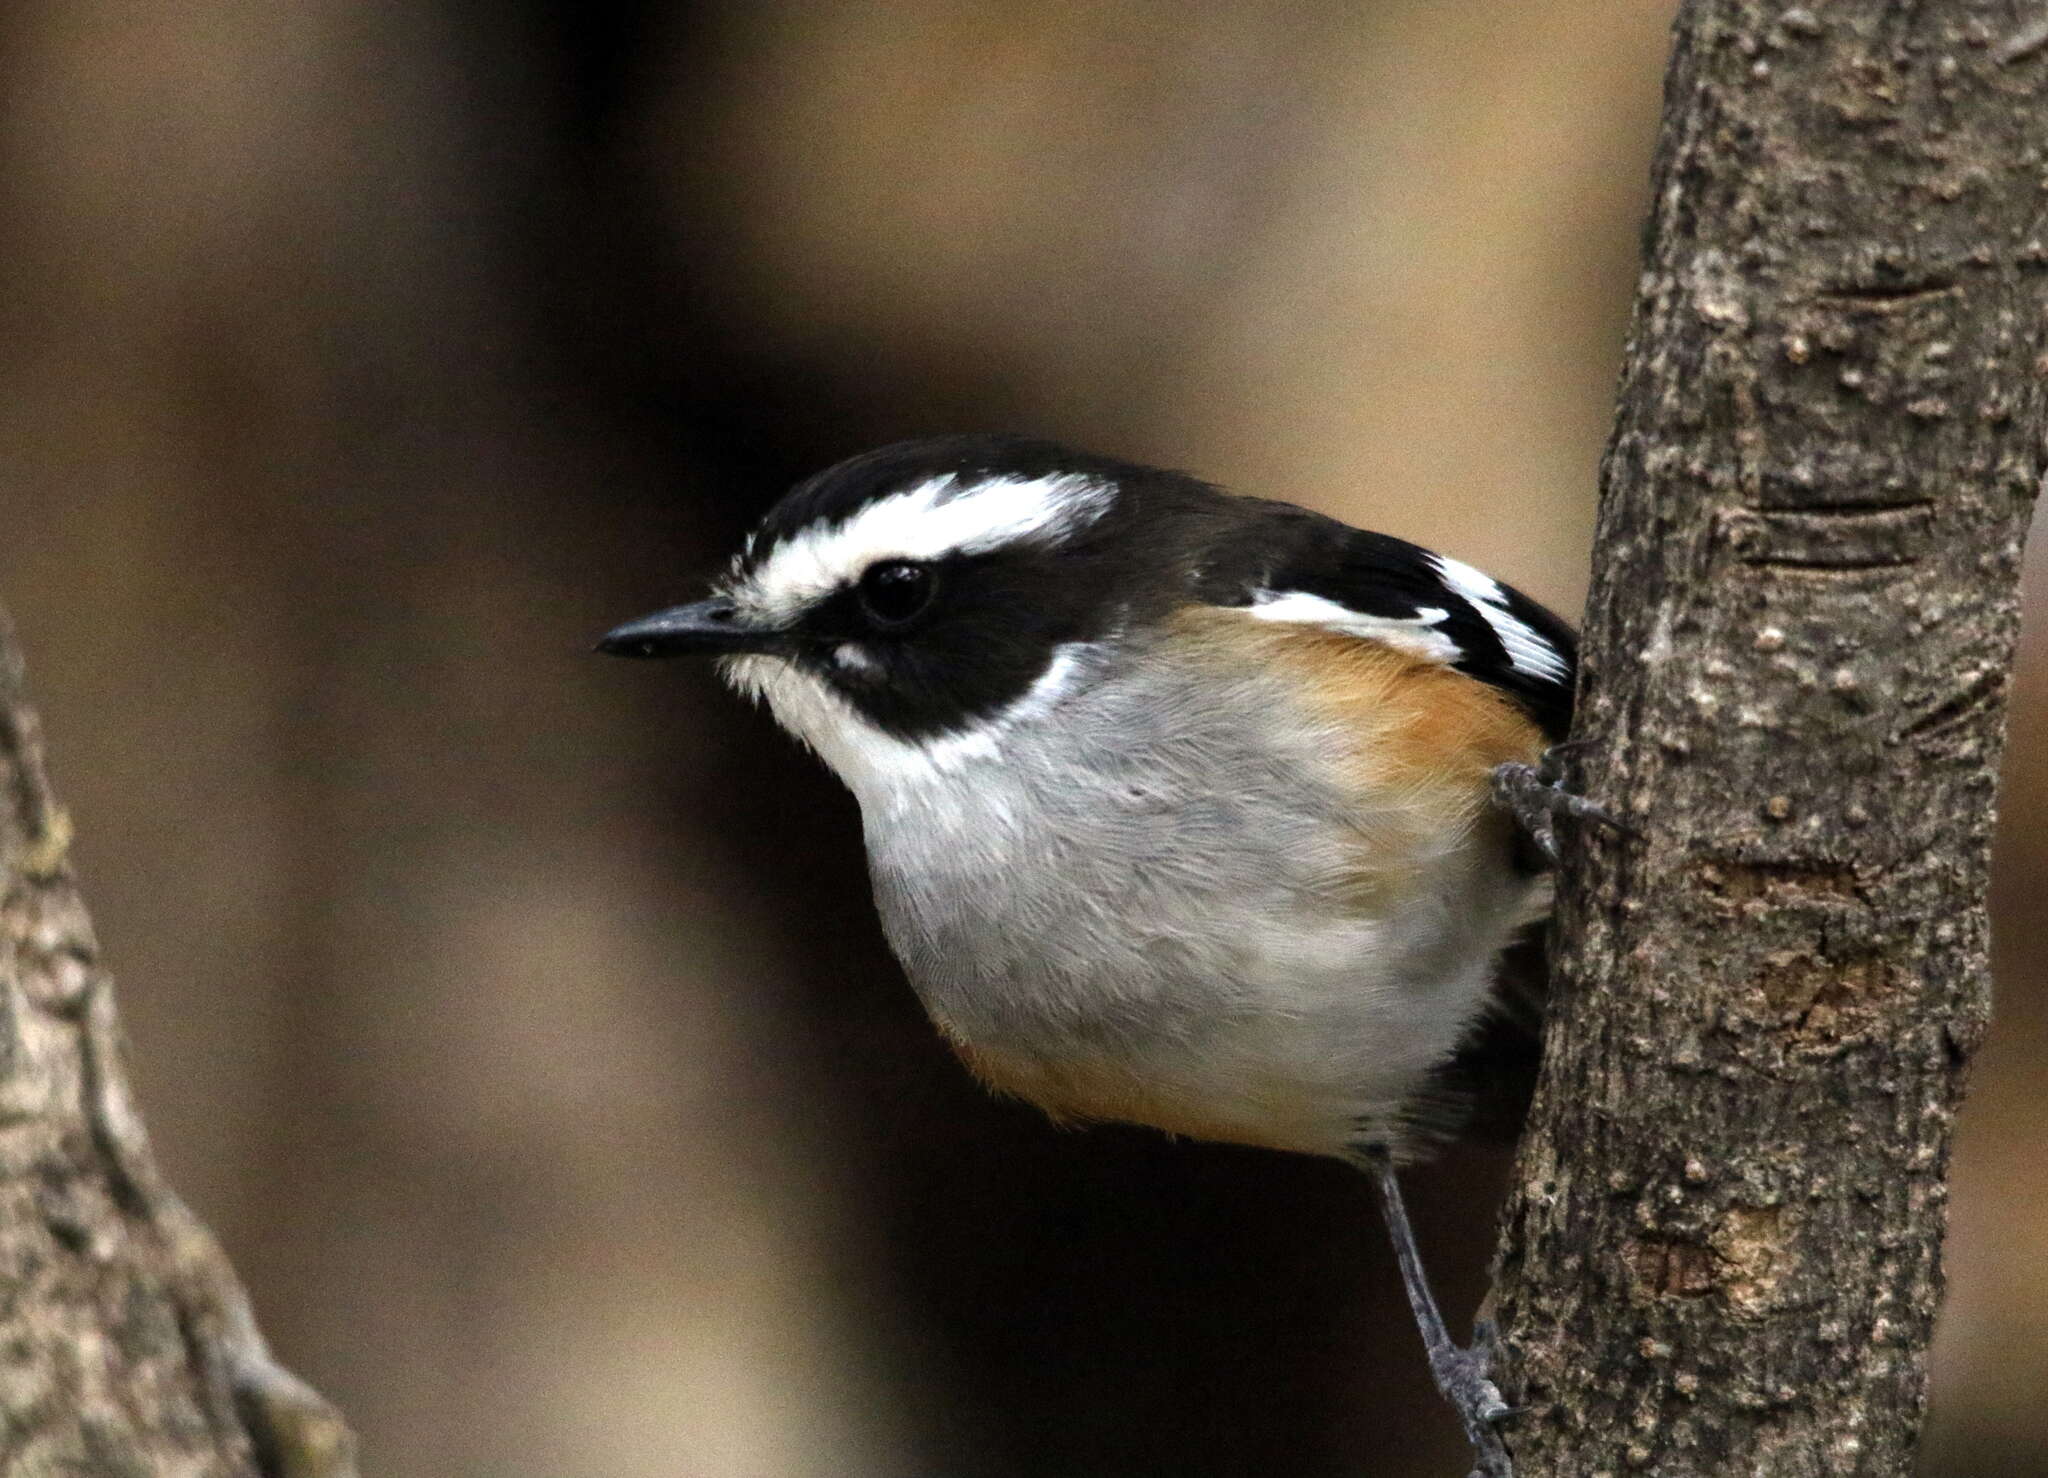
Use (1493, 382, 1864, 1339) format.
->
(722, 643, 1097, 806)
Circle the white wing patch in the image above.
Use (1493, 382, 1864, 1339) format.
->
(729, 472, 1112, 622)
(1247, 590, 1461, 666)
(1428, 555, 1569, 683)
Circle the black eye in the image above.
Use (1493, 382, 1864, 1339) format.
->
(856, 560, 936, 628)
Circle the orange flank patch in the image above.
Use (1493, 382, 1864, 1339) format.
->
(1169, 604, 1546, 909)
(1172, 604, 1545, 783)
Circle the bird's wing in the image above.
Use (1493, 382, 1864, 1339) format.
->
(1203, 519, 1578, 743)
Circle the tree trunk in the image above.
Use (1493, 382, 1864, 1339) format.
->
(0, 605, 356, 1477)
(1489, 3, 2046, 1474)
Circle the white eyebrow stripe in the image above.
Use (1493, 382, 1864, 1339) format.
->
(1427, 554, 1569, 683)
(1246, 590, 1462, 666)
(731, 473, 1112, 620)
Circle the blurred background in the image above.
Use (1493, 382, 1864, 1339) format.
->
(0, 2, 2038, 1475)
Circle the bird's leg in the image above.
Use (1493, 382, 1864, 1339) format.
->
(1490, 743, 1631, 866)
(1358, 1149, 1514, 1478)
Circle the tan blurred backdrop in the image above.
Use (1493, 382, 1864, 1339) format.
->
(0, 3, 2037, 1475)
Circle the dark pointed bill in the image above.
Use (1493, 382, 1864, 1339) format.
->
(595, 599, 789, 659)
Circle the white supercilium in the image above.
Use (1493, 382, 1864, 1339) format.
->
(728, 473, 1113, 624)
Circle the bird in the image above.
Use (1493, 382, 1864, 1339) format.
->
(599, 434, 1602, 1478)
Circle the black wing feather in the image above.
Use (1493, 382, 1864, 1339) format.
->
(1198, 507, 1578, 742)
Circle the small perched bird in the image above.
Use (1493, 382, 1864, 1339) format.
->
(601, 435, 1599, 1478)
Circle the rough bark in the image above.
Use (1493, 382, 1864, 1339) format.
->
(0, 605, 356, 1477)
(1488, 4, 2047, 1475)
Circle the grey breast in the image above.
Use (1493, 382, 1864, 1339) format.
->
(862, 637, 1362, 1059)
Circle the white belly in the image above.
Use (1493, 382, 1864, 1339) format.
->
(859, 682, 1541, 1157)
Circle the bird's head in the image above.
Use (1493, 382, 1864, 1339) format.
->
(599, 435, 1228, 795)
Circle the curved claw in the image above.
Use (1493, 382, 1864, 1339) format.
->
(1421, 1336, 1515, 1471)
(1492, 749, 1636, 866)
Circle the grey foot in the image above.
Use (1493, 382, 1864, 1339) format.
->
(1431, 1318, 1514, 1478)
(1491, 745, 1630, 865)
(1360, 1149, 1518, 1477)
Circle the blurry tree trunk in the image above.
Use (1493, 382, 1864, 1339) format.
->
(0, 604, 355, 1478)
(1489, 3, 2047, 1475)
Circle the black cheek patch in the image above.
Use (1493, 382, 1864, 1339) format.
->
(798, 547, 1112, 743)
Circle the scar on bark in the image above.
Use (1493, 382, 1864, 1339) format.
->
(1624, 1206, 1792, 1314)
